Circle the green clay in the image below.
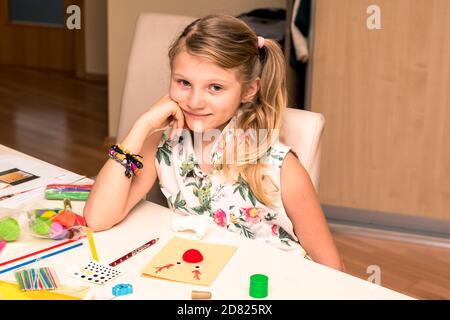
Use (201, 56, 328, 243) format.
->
(0, 217, 21, 242)
(32, 217, 52, 236)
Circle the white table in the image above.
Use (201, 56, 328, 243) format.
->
(0, 144, 413, 300)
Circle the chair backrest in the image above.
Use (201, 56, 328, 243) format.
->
(117, 13, 196, 142)
(117, 13, 325, 207)
(279, 107, 325, 191)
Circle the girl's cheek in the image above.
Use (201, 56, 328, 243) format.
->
(169, 87, 182, 103)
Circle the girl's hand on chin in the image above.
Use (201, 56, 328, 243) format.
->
(140, 94, 185, 139)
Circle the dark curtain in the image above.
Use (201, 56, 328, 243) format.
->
(289, 0, 311, 109)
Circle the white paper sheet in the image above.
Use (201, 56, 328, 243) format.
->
(0, 155, 84, 208)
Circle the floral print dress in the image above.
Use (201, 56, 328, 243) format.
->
(155, 111, 309, 258)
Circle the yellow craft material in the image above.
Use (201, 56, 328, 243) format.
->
(0, 281, 89, 300)
(86, 228, 99, 261)
(41, 210, 57, 219)
(141, 237, 237, 286)
(0, 282, 30, 300)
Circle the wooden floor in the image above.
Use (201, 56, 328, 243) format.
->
(0, 64, 108, 178)
(1, 64, 449, 300)
(332, 230, 450, 299)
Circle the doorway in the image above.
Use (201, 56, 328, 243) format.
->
(0, 0, 84, 75)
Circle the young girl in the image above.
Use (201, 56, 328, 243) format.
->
(84, 14, 344, 271)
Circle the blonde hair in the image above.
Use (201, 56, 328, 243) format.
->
(168, 14, 287, 208)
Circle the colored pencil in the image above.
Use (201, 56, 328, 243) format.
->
(109, 238, 159, 267)
(0, 242, 83, 274)
(0, 239, 76, 267)
(86, 228, 99, 261)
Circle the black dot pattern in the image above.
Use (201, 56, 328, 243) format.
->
(71, 261, 123, 285)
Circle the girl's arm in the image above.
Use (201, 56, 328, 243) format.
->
(280, 151, 345, 272)
(83, 120, 163, 231)
(84, 95, 185, 231)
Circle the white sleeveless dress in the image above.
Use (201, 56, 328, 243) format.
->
(154, 111, 309, 258)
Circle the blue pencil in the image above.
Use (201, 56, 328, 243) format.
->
(0, 242, 83, 274)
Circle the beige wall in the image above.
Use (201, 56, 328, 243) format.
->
(85, 0, 107, 75)
(107, 0, 286, 137)
(312, 0, 450, 220)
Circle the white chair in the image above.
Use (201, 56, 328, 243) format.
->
(117, 13, 325, 207)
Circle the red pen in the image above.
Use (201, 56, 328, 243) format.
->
(109, 238, 159, 267)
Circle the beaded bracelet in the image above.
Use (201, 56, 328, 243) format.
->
(108, 144, 143, 178)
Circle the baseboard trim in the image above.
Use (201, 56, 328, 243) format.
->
(323, 205, 450, 240)
(329, 222, 450, 249)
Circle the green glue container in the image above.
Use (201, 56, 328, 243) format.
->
(249, 274, 269, 299)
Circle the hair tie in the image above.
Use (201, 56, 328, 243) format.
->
(257, 36, 265, 48)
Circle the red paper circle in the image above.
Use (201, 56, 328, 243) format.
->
(182, 249, 204, 263)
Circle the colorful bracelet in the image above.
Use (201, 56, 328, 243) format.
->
(108, 144, 143, 178)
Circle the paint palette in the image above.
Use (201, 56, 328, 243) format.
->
(70, 261, 123, 285)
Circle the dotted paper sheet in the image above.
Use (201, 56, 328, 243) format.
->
(70, 261, 123, 285)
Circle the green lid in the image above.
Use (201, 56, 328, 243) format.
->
(249, 274, 268, 298)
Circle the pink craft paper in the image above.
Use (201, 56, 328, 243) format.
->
(0, 240, 6, 254)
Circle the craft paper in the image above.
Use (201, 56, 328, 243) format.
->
(0, 280, 89, 300)
(141, 237, 237, 286)
(70, 260, 124, 285)
(0, 155, 84, 208)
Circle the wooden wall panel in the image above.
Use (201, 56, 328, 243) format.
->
(311, 0, 450, 220)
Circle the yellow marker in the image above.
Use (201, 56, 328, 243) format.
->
(86, 228, 99, 261)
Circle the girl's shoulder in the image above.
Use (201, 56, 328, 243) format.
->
(261, 140, 294, 169)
